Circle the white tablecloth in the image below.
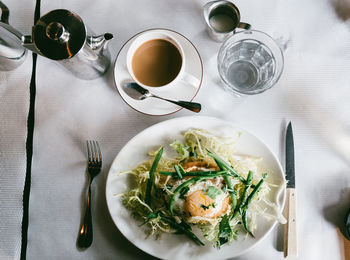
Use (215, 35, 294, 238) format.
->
(0, 0, 34, 259)
(1, 0, 350, 259)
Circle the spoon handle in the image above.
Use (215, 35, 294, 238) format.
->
(156, 97, 201, 113)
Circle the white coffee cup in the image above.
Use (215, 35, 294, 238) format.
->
(126, 30, 199, 92)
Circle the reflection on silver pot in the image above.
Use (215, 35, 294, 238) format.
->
(0, 2, 27, 71)
(0, 2, 113, 80)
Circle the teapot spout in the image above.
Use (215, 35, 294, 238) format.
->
(89, 33, 113, 53)
(21, 35, 40, 54)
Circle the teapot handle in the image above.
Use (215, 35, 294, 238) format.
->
(0, 1, 9, 24)
(0, 1, 28, 44)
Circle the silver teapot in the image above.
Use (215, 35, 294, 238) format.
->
(0, 2, 27, 71)
(0, 2, 113, 80)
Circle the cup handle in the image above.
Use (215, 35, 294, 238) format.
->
(179, 72, 201, 88)
(237, 22, 251, 30)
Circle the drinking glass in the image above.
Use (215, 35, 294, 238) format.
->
(217, 30, 284, 95)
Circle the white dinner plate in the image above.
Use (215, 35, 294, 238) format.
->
(106, 116, 286, 259)
(113, 29, 203, 116)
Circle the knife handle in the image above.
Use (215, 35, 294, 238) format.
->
(346, 238, 350, 260)
(337, 227, 350, 260)
(284, 188, 297, 258)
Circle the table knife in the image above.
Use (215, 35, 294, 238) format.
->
(284, 122, 298, 258)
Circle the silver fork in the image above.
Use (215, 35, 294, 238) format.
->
(77, 140, 102, 248)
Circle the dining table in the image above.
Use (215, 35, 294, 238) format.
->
(1, 0, 350, 259)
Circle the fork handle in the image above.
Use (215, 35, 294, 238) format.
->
(77, 185, 93, 248)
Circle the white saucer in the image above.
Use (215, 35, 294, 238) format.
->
(113, 29, 203, 116)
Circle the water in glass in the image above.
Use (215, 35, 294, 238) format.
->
(219, 39, 275, 94)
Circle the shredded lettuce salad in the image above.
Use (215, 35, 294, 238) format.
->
(116, 129, 286, 248)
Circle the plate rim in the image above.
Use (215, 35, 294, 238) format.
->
(113, 28, 204, 116)
(105, 116, 286, 259)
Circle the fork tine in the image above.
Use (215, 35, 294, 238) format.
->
(86, 140, 91, 163)
(86, 140, 102, 166)
(95, 141, 102, 164)
(93, 141, 98, 163)
(92, 140, 97, 163)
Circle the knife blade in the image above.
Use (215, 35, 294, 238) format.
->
(286, 122, 295, 188)
(284, 122, 298, 258)
(346, 209, 350, 240)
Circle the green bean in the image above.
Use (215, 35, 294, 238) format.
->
(240, 173, 266, 236)
(230, 190, 237, 211)
(241, 207, 254, 238)
(169, 177, 201, 215)
(145, 147, 163, 205)
(139, 212, 204, 245)
(207, 150, 247, 184)
(240, 171, 253, 206)
(244, 173, 267, 208)
(178, 165, 186, 175)
(159, 171, 173, 176)
(232, 171, 253, 219)
(159, 170, 226, 177)
(173, 165, 183, 179)
(160, 215, 205, 246)
(232, 209, 239, 219)
(223, 175, 237, 212)
(187, 171, 230, 178)
(238, 171, 253, 236)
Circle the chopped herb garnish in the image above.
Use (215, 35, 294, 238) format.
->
(205, 186, 222, 199)
(218, 214, 231, 247)
(189, 146, 198, 158)
(200, 202, 216, 210)
(170, 140, 190, 160)
(200, 204, 210, 210)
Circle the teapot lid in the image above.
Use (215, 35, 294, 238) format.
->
(32, 9, 86, 60)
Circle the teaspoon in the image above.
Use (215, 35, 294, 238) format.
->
(123, 82, 201, 113)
